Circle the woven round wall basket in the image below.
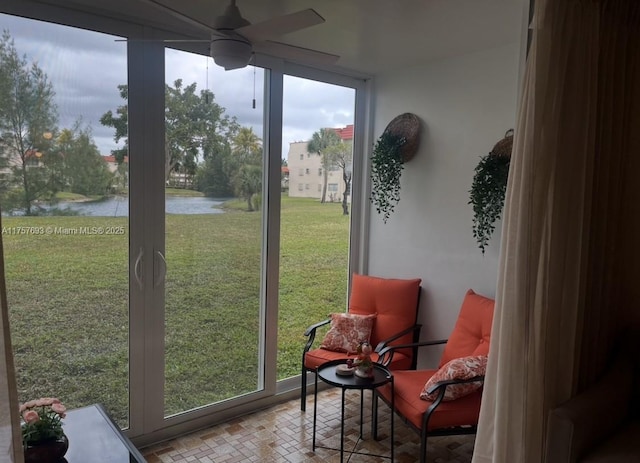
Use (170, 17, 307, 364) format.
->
(382, 113, 421, 162)
(491, 129, 514, 158)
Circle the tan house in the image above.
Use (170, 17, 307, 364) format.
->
(287, 124, 353, 201)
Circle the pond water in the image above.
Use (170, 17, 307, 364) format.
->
(53, 196, 225, 217)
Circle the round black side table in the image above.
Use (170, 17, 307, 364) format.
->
(312, 358, 394, 462)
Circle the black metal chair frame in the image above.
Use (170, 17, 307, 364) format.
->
(300, 290, 422, 412)
(372, 340, 485, 463)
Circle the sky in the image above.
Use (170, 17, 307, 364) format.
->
(0, 13, 355, 161)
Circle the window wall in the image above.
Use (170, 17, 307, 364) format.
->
(277, 76, 356, 382)
(0, 1, 369, 445)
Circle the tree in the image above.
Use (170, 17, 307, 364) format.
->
(194, 147, 232, 197)
(0, 30, 59, 215)
(230, 127, 262, 211)
(307, 128, 340, 203)
(280, 158, 289, 193)
(325, 140, 353, 215)
(165, 80, 234, 184)
(56, 124, 113, 196)
(99, 84, 128, 164)
(101, 79, 239, 185)
(232, 126, 262, 164)
(233, 164, 262, 211)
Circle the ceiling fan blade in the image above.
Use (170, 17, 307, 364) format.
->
(237, 9, 325, 42)
(115, 39, 211, 43)
(253, 40, 339, 66)
(137, 0, 219, 35)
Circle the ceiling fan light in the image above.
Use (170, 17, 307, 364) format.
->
(210, 37, 252, 71)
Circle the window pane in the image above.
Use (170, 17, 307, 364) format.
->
(278, 76, 355, 380)
(163, 49, 265, 417)
(0, 15, 129, 426)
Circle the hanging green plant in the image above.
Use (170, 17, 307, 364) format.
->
(370, 132, 407, 223)
(469, 130, 513, 254)
(370, 113, 421, 223)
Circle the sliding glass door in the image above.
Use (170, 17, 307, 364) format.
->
(1, 2, 368, 442)
(162, 49, 267, 417)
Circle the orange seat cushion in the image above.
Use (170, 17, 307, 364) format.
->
(304, 348, 412, 371)
(439, 289, 495, 368)
(348, 274, 421, 349)
(377, 370, 483, 431)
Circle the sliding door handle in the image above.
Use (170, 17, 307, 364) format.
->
(134, 247, 144, 290)
(154, 250, 167, 288)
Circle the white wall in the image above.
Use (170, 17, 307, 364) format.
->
(368, 42, 521, 366)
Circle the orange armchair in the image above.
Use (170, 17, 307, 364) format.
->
(373, 289, 495, 463)
(301, 273, 422, 411)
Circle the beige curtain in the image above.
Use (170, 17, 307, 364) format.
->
(0, 212, 23, 462)
(472, 0, 640, 461)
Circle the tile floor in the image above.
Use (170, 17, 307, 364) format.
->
(142, 388, 475, 462)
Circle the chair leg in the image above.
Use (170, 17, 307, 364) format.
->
(301, 365, 307, 412)
(372, 392, 379, 440)
(420, 428, 428, 463)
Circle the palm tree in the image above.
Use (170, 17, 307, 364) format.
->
(234, 164, 262, 211)
(232, 126, 262, 164)
(307, 128, 340, 203)
(231, 127, 263, 210)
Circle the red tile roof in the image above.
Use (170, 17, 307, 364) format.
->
(333, 124, 354, 141)
(102, 155, 128, 163)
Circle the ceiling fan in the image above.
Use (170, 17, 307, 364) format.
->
(138, 0, 340, 70)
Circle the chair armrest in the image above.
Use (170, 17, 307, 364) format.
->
(304, 318, 330, 337)
(303, 318, 330, 353)
(422, 375, 485, 429)
(545, 351, 633, 463)
(374, 324, 422, 352)
(377, 339, 448, 367)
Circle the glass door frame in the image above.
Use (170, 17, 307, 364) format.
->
(127, 37, 166, 437)
(0, 0, 373, 446)
(274, 63, 371, 394)
(126, 49, 375, 440)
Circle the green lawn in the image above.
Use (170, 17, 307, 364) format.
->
(3, 196, 349, 424)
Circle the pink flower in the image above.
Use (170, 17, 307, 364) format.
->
(35, 398, 56, 407)
(51, 403, 66, 415)
(22, 410, 40, 424)
(23, 400, 37, 409)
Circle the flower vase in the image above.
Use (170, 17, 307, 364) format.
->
(24, 434, 69, 463)
(355, 366, 373, 379)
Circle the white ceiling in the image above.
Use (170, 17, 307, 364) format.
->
(13, 0, 525, 75)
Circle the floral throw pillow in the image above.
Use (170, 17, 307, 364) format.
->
(420, 355, 488, 402)
(320, 313, 376, 353)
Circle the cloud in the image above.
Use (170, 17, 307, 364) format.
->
(1, 14, 127, 154)
(1, 13, 355, 159)
(284, 76, 355, 141)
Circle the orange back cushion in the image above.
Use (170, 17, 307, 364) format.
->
(348, 274, 421, 347)
(439, 289, 495, 368)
